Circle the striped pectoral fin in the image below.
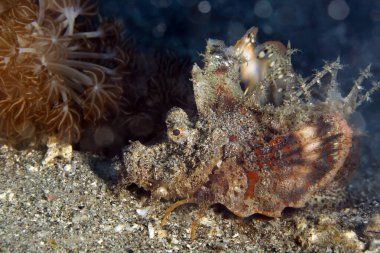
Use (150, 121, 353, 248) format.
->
(278, 114, 353, 205)
(250, 114, 353, 211)
(244, 171, 260, 200)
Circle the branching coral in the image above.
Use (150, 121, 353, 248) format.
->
(0, 0, 126, 147)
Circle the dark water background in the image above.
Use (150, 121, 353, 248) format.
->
(99, 0, 380, 162)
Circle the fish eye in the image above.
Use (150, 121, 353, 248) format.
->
(165, 108, 191, 143)
(172, 129, 181, 136)
(168, 126, 189, 144)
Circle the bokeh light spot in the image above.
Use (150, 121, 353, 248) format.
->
(152, 22, 167, 37)
(254, 0, 273, 18)
(328, 0, 350, 20)
(198, 1, 212, 14)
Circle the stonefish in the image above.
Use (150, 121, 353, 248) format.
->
(121, 27, 379, 239)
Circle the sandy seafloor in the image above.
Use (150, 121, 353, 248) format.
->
(1, 0, 380, 252)
(0, 139, 379, 252)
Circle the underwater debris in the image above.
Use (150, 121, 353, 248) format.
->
(0, 0, 126, 147)
(295, 215, 365, 252)
(121, 26, 380, 240)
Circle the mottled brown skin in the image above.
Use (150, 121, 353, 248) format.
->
(189, 114, 352, 218)
(122, 27, 376, 240)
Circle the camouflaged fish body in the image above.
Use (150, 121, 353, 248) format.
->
(121, 27, 380, 238)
